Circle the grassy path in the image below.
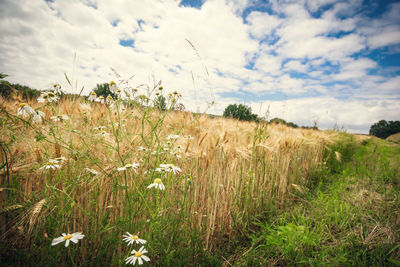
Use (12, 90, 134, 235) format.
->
(230, 137, 400, 266)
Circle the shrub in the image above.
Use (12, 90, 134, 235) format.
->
(0, 73, 40, 100)
(93, 83, 116, 99)
(223, 104, 259, 122)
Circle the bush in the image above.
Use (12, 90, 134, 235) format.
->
(0, 73, 40, 100)
(93, 83, 115, 99)
(223, 104, 259, 122)
(369, 120, 400, 139)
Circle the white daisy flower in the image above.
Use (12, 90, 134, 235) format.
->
(109, 81, 118, 92)
(84, 168, 98, 175)
(17, 103, 36, 118)
(106, 95, 114, 105)
(49, 157, 67, 164)
(51, 232, 85, 247)
(166, 134, 180, 140)
(50, 115, 69, 122)
(122, 232, 147, 246)
(88, 91, 97, 102)
(138, 146, 150, 152)
(32, 113, 43, 123)
(156, 164, 181, 174)
(50, 83, 62, 93)
(95, 96, 105, 104)
(147, 178, 165, 190)
(93, 126, 106, 131)
(38, 91, 59, 103)
(39, 161, 61, 170)
(184, 135, 195, 140)
(125, 246, 150, 265)
(96, 130, 110, 137)
(117, 163, 140, 172)
(170, 152, 182, 159)
(116, 88, 123, 99)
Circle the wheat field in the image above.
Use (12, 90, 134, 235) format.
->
(0, 95, 339, 265)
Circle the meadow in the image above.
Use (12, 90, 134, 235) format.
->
(0, 84, 399, 266)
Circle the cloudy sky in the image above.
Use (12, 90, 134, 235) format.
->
(1, 0, 399, 133)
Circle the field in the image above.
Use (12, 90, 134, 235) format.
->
(0, 95, 399, 266)
(387, 132, 400, 144)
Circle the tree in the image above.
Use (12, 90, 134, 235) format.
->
(223, 104, 259, 122)
(370, 120, 400, 139)
(93, 83, 115, 99)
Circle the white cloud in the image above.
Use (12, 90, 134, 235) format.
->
(379, 76, 400, 92)
(368, 26, 400, 49)
(283, 60, 308, 73)
(246, 11, 282, 39)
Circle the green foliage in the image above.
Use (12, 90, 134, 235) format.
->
(0, 74, 40, 99)
(154, 95, 167, 111)
(0, 73, 8, 79)
(269, 117, 298, 128)
(269, 117, 319, 130)
(15, 83, 41, 99)
(369, 120, 400, 139)
(93, 83, 115, 99)
(0, 80, 13, 98)
(241, 137, 400, 266)
(223, 104, 259, 122)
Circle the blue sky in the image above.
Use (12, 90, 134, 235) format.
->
(0, 0, 399, 133)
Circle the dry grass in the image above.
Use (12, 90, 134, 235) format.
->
(0, 96, 339, 251)
(387, 132, 400, 144)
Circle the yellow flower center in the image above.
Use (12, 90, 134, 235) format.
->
(90, 92, 96, 95)
(154, 178, 162, 184)
(19, 103, 27, 107)
(64, 234, 73, 240)
(131, 235, 138, 240)
(134, 251, 142, 258)
(110, 81, 116, 86)
(48, 92, 55, 97)
(117, 89, 121, 93)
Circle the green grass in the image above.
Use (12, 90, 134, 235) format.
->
(234, 136, 400, 266)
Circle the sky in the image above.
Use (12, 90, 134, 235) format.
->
(0, 0, 399, 133)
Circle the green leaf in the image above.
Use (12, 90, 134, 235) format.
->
(64, 72, 72, 86)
